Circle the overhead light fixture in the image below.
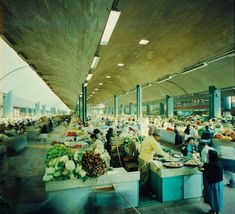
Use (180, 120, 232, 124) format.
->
(156, 76, 172, 83)
(228, 52, 235, 57)
(182, 62, 208, 75)
(106, 75, 111, 78)
(18, 52, 28, 60)
(148, 83, 152, 86)
(92, 92, 95, 94)
(84, 83, 88, 87)
(95, 88, 99, 91)
(90, 95, 93, 97)
(29, 64, 37, 71)
(99, 82, 103, 86)
(138, 39, 149, 45)
(100, 10, 121, 45)
(117, 63, 124, 67)
(80, 94, 82, 98)
(91, 56, 100, 69)
(86, 73, 93, 81)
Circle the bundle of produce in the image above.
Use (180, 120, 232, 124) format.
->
(166, 127, 174, 132)
(50, 141, 63, 146)
(123, 136, 135, 146)
(45, 144, 73, 166)
(81, 151, 107, 177)
(65, 131, 77, 137)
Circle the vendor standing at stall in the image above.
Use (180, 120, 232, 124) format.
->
(138, 129, 169, 194)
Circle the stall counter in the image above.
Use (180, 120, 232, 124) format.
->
(45, 167, 140, 213)
(150, 161, 202, 202)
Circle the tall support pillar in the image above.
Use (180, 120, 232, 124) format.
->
(109, 106, 113, 115)
(146, 104, 151, 116)
(79, 96, 82, 118)
(209, 86, 221, 118)
(114, 95, 118, 118)
(136, 85, 142, 124)
(120, 104, 125, 115)
(3, 90, 13, 118)
(82, 84, 87, 125)
(223, 96, 232, 111)
(129, 103, 134, 116)
(159, 103, 165, 115)
(35, 102, 40, 116)
(42, 105, 46, 115)
(166, 95, 174, 118)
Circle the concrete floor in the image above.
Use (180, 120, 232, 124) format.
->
(1, 126, 234, 214)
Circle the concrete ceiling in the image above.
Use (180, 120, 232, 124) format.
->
(1, 0, 234, 109)
(1, 0, 113, 109)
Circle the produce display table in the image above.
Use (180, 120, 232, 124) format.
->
(150, 161, 202, 202)
(3, 134, 27, 154)
(45, 168, 140, 213)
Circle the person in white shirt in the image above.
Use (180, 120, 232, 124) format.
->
(200, 140, 216, 163)
(90, 134, 104, 153)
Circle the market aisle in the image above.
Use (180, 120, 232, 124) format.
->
(2, 125, 68, 214)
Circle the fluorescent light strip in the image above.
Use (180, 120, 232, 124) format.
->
(138, 39, 149, 45)
(86, 73, 93, 81)
(182, 62, 208, 75)
(91, 56, 100, 69)
(156, 76, 172, 83)
(100, 10, 121, 45)
(106, 75, 111, 78)
(84, 83, 88, 87)
(99, 83, 103, 86)
(118, 63, 124, 67)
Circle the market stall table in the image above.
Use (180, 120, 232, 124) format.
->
(45, 167, 140, 213)
(150, 161, 202, 202)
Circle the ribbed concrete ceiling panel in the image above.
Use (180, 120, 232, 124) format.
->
(1, 0, 113, 109)
(88, 0, 234, 105)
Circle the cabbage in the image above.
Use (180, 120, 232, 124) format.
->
(65, 160, 75, 171)
(45, 167, 55, 175)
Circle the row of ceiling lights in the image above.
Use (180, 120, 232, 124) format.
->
(83, 7, 150, 101)
(84, 7, 234, 105)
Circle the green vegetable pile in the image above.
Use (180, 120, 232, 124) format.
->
(45, 144, 73, 167)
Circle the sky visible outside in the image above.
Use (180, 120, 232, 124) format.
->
(0, 37, 69, 111)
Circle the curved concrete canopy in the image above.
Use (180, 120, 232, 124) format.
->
(1, 0, 234, 109)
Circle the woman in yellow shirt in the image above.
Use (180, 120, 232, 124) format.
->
(138, 129, 169, 193)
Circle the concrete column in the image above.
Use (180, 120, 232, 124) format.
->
(136, 85, 142, 123)
(35, 102, 40, 115)
(120, 104, 125, 115)
(82, 84, 87, 124)
(114, 95, 118, 118)
(42, 105, 46, 115)
(146, 104, 151, 116)
(159, 103, 165, 115)
(108, 107, 113, 115)
(209, 86, 221, 118)
(223, 96, 232, 111)
(166, 95, 174, 118)
(129, 103, 134, 116)
(3, 90, 13, 118)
